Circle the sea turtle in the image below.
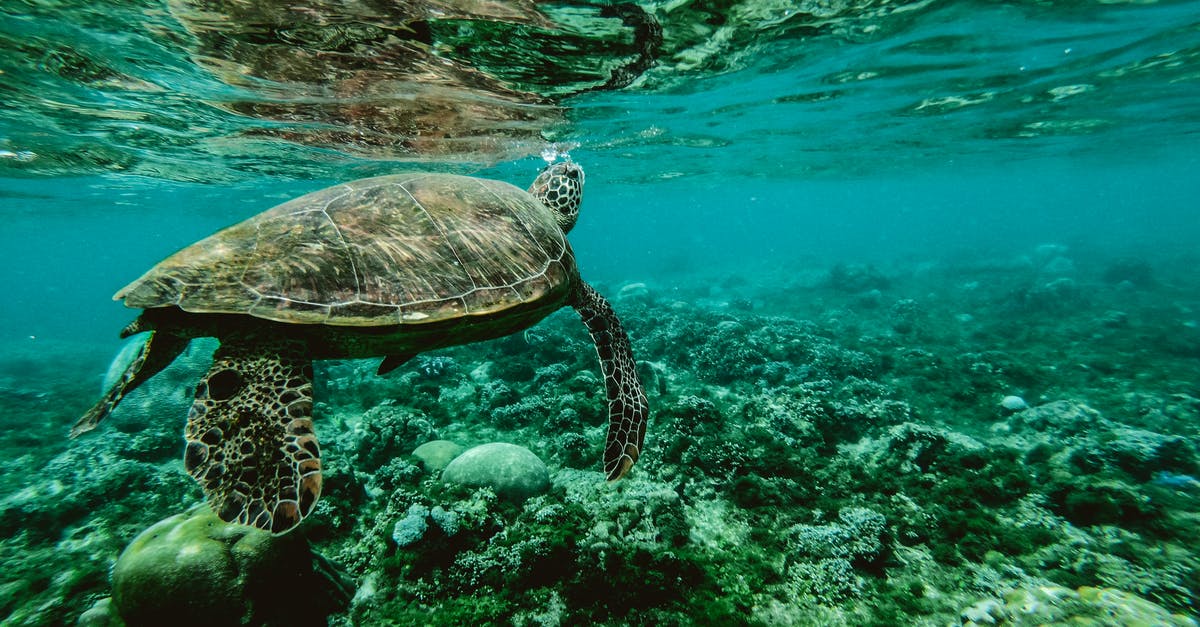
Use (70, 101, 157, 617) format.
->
(72, 162, 648, 534)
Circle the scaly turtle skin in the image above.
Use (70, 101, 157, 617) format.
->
(72, 162, 648, 534)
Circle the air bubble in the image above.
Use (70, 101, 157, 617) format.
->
(0, 150, 36, 162)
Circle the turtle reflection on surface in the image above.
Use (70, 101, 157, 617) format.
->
(168, 0, 562, 162)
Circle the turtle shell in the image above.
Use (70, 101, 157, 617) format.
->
(117, 173, 577, 326)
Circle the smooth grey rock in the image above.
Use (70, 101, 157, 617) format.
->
(1000, 395, 1029, 413)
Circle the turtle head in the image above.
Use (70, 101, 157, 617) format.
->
(529, 161, 584, 233)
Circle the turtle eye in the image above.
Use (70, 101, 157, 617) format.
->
(554, 162, 583, 185)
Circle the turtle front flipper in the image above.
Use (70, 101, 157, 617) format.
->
(71, 325, 188, 438)
(377, 353, 416, 376)
(185, 336, 320, 534)
(571, 282, 649, 480)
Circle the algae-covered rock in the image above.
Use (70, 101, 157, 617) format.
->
(789, 506, 888, 564)
(961, 585, 1197, 627)
(111, 507, 347, 626)
(1100, 427, 1197, 480)
(413, 440, 465, 473)
(1012, 401, 1104, 437)
(441, 443, 550, 502)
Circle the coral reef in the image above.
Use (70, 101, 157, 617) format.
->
(1, 246, 1198, 625)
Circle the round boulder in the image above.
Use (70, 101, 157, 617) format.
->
(412, 440, 465, 473)
(441, 442, 550, 502)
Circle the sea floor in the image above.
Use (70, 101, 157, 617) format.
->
(1, 245, 1198, 625)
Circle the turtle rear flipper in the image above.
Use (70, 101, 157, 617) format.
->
(71, 324, 188, 438)
(185, 337, 321, 534)
(572, 282, 649, 480)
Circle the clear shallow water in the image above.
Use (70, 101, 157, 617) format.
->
(3, 154, 1197, 348)
(2, 1, 1200, 625)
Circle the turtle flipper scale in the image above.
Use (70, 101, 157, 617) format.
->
(71, 325, 187, 438)
(571, 282, 648, 480)
(185, 336, 320, 534)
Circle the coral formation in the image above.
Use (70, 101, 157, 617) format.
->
(441, 443, 551, 502)
(111, 506, 348, 626)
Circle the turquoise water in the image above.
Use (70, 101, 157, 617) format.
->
(2, 1, 1200, 625)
